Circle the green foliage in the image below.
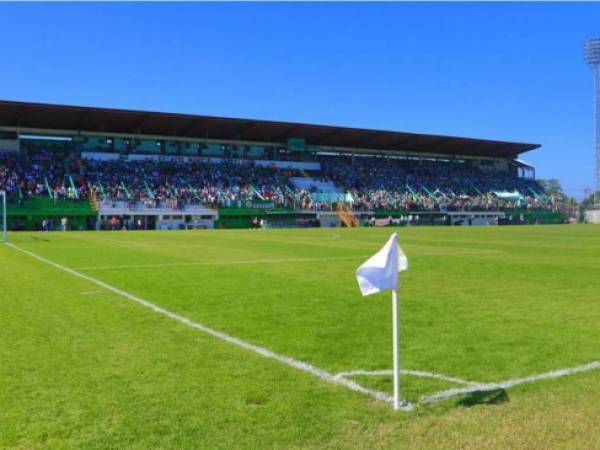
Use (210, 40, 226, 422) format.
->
(581, 191, 600, 208)
(536, 179, 564, 196)
(1, 225, 599, 448)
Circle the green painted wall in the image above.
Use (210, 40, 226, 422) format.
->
(202, 143, 225, 157)
(7, 198, 97, 231)
(134, 139, 161, 154)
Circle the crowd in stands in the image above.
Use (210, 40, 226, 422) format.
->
(82, 158, 299, 209)
(320, 156, 559, 212)
(0, 148, 560, 213)
(0, 150, 299, 209)
(0, 150, 80, 203)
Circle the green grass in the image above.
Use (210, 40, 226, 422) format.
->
(1, 225, 599, 449)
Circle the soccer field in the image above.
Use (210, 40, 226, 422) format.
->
(1, 225, 599, 449)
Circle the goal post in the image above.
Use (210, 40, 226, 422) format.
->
(1, 190, 7, 242)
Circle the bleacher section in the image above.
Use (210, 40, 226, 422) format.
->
(0, 144, 564, 231)
(1, 95, 568, 231)
(290, 176, 340, 193)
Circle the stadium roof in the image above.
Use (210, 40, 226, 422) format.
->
(0, 100, 539, 158)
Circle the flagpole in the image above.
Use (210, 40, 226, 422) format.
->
(355, 232, 407, 410)
(392, 286, 400, 410)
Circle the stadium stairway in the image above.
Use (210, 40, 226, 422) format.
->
(89, 188, 99, 212)
(336, 203, 358, 227)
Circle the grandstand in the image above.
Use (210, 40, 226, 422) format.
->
(0, 100, 564, 231)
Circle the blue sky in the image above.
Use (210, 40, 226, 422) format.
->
(0, 2, 598, 198)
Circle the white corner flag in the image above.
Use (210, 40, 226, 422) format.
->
(356, 233, 407, 296)
(356, 233, 409, 410)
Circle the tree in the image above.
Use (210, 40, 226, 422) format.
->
(536, 179, 564, 197)
(581, 191, 600, 208)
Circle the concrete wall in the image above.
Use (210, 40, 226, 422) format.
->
(585, 209, 600, 224)
(0, 138, 19, 152)
(317, 212, 340, 227)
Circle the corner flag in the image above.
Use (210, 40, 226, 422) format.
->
(355, 233, 409, 410)
(355, 233, 408, 296)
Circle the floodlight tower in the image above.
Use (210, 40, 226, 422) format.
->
(584, 38, 600, 205)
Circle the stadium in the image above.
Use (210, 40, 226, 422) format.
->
(2, 3, 600, 450)
(0, 100, 564, 233)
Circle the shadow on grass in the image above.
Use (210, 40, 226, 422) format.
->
(456, 388, 509, 407)
(31, 236, 50, 242)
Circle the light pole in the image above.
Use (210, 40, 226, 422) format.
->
(584, 39, 600, 207)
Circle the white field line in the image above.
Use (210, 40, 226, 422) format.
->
(4, 242, 413, 411)
(335, 369, 479, 386)
(420, 361, 600, 404)
(89, 237, 147, 248)
(80, 290, 101, 295)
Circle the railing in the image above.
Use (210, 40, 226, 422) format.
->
(44, 177, 53, 198)
(120, 181, 132, 200)
(96, 177, 106, 200)
(470, 184, 483, 196)
(68, 175, 79, 199)
(251, 185, 265, 200)
(144, 181, 155, 199)
(422, 185, 437, 200)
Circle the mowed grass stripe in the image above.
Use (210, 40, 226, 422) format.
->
(72, 249, 501, 272)
(73, 255, 371, 271)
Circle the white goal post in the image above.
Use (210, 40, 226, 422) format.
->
(1, 191, 7, 242)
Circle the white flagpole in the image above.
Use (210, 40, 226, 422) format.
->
(392, 286, 400, 410)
